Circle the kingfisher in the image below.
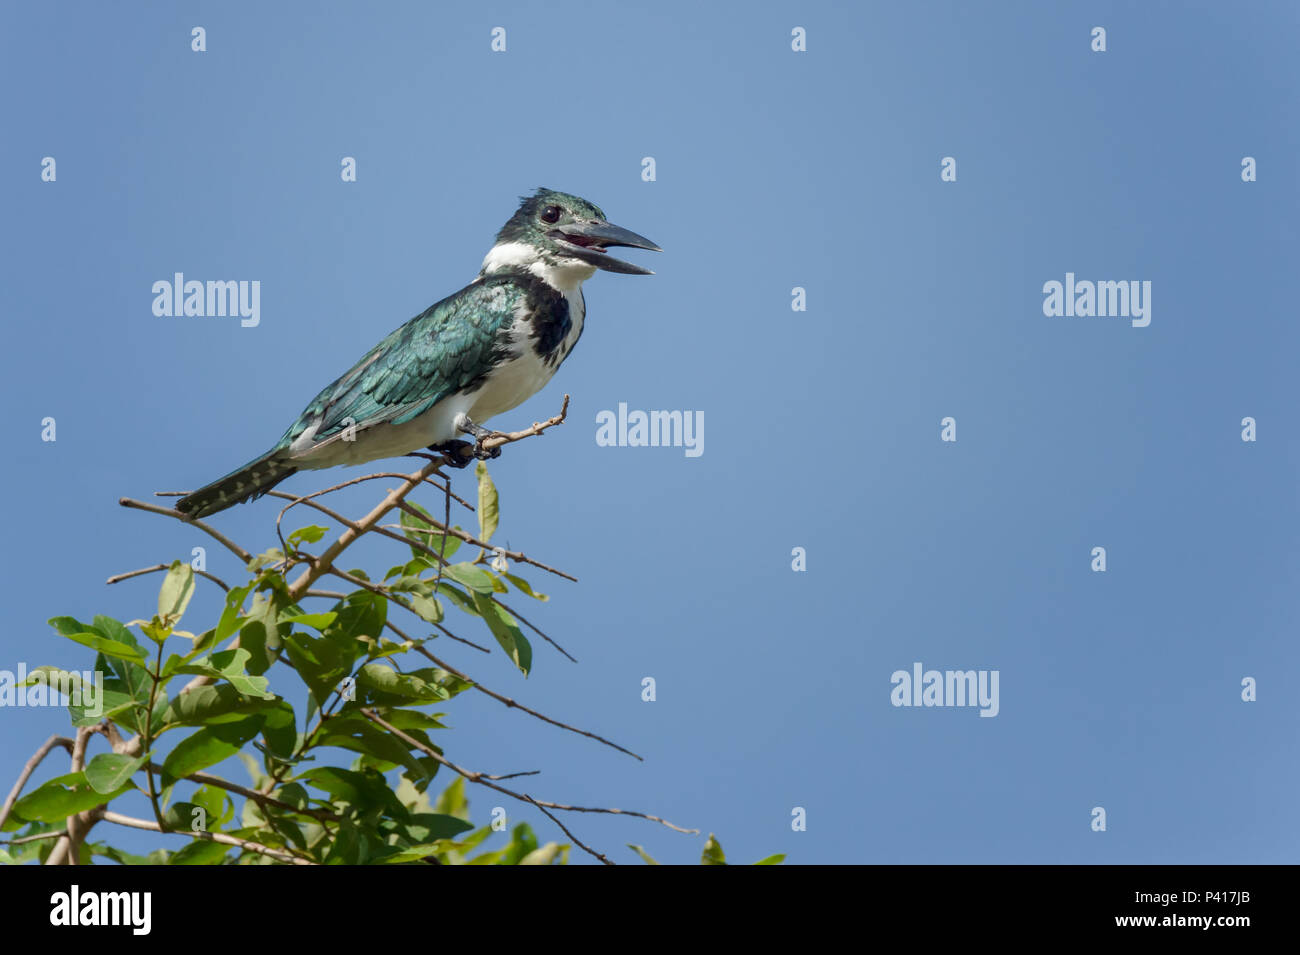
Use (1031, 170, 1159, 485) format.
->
(175, 188, 659, 519)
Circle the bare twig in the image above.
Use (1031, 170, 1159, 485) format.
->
(377, 521, 577, 582)
(479, 395, 570, 452)
(490, 595, 576, 663)
(402, 640, 643, 760)
(524, 793, 614, 865)
(118, 497, 253, 564)
(361, 708, 691, 833)
(106, 562, 231, 592)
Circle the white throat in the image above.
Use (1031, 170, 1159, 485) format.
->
(481, 240, 597, 293)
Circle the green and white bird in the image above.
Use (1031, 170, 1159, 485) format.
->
(176, 188, 659, 519)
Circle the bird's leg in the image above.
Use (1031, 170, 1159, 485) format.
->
(453, 413, 503, 461)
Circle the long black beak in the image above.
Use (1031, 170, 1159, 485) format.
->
(549, 219, 662, 275)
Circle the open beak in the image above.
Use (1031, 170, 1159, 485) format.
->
(549, 219, 662, 275)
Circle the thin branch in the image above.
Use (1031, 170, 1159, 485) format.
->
(44, 836, 72, 866)
(478, 394, 571, 452)
(96, 809, 316, 865)
(483, 770, 541, 781)
(490, 594, 576, 663)
(402, 640, 643, 760)
(285, 460, 444, 602)
(106, 562, 230, 592)
(0, 735, 74, 832)
(524, 793, 614, 865)
(1, 830, 65, 846)
(377, 521, 576, 583)
(143, 763, 341, 822)
(118, 497, 253, 564)
(361, 708, 691, 834)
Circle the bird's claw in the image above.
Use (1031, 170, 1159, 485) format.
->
(428, 439, 475, 469)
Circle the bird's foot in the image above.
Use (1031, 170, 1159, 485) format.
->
(427, 439, 476, 468)
(453, 415, 505, 462)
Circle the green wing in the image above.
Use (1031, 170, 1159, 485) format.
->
(275, 277, 521, 449)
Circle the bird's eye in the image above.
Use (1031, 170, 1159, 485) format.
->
(541, 205, 562, 224)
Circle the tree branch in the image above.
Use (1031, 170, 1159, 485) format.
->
(118, 497, 253, 563)
(106, 563, 230, 592)
(361, 708, 692, 834)
(96, 809, 316, 865)
(523, 794, 614, 866)
(0, 735, 73, 832)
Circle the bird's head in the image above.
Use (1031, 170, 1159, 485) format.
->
(482, 188, 661, 281)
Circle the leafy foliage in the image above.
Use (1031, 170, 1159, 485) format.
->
(1, 464, 777, 865)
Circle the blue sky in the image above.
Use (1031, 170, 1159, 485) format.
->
(2, 0, 1297, 864)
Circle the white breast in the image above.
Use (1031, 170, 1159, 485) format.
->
(466, 283, 585, 422)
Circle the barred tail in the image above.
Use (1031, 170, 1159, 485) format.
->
(175, 450, 298, 519)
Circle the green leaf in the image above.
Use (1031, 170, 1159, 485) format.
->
(436, 583, 479, 616)
(191, 784, 233, 829)
(215, 585, 253, 644)
(288, 524, 330, 546)
(92, 616, 147, 657)
(475, 461, 499, 543)
(48, 617, 147, 665)
(159, 683, 276, 727)
(520, 842, 565, 865)
(157, 561, 196, 626)
(246, 547, 285, 572)
(9, 773, 133, 823)
(84, 753, 146, 794)
(317, 719, 433, 780)
(238, 588, 287, 675)
(753, 853, 786, 865)
(162, 801, 209, 832)
(407, 594, 444, 625)
(471, 592, 532, 676)
(168, 648, 273, 699)
(282, 632, 349, 708)
(444, 563, 496, 594)
(324, 591, 387, 651)
(432, 777, 468, 820)
(372, 841, 461, 864)
(281, 612, 337, 630)
(163, 717, 265, 778)
(88, 842, 166, 865)
(627, 844, 661, 865)
(701, 833, 727, 865)
(168, 839, 231, 865)
(502, 573, 548, 601)
(259, 700, 298, 760)
(298, 767, 406, 817)
(354, 664, 450, 704)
